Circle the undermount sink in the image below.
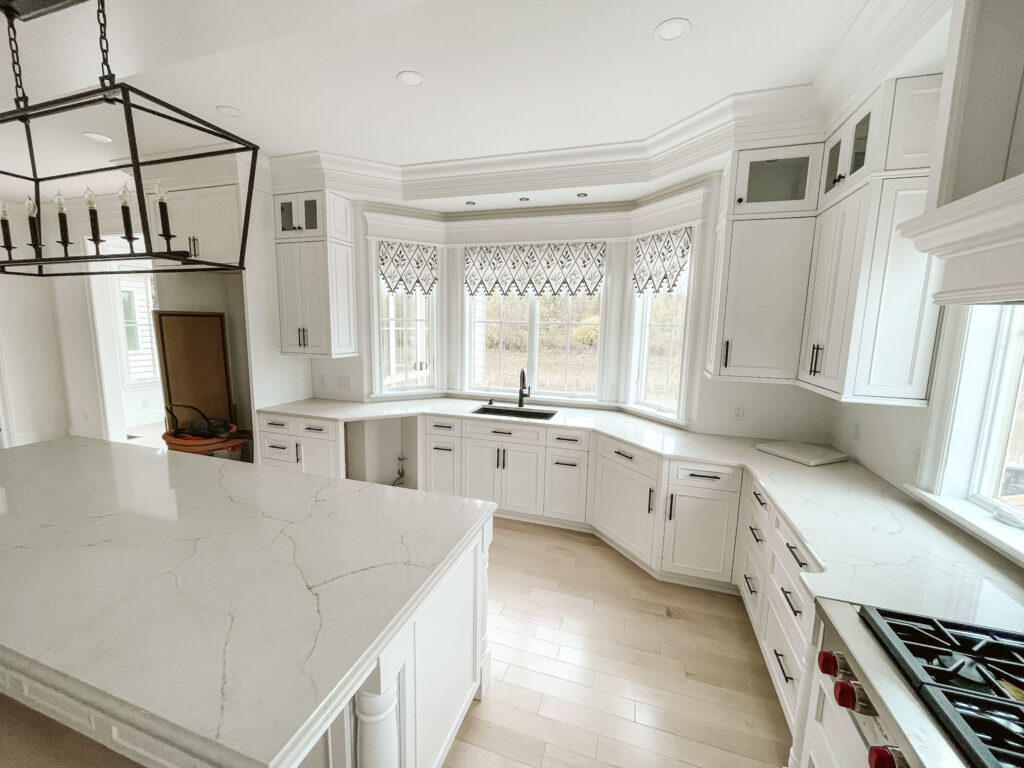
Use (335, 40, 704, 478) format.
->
(472, 405, 558, 420)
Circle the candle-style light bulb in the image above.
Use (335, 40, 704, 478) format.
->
(54, 190, 70, 249)
(0, 200, 11, 256)
(24, 195, 37, 217)
(118, 182, 131, 207)
(84, 187, 97, 209)
(54, 191, 66, 214)
(155, 179, 166, 201)
(0, 201, 8, 220)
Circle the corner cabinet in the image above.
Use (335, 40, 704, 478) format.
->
(592, 455, 656, 564)
(661, 486, 739, 582)
(733, 144, 823, 215)
(276, 240, 357, 358)
(708, 217, 816, 379)
(798, 176, 938, 402)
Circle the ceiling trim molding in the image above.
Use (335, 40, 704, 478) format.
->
(813, 0, 952, 134)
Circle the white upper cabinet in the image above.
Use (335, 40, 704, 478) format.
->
(274, 192, 324, 240)
(820, 89, 887, 207)
(146, 185, 239, 264)
(276, 240, 357, 357)
(712, 218, 816, 379)
(733, 144, 823, 215)
(886, 75, 942, 171)
(798, 177, 938, 402)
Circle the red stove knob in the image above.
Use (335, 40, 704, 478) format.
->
(834, 680, 877, 715)
(868, 746, 908, 768)
(818, 651, 839, 676)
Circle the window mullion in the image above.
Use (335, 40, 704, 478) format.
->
(527, 294, 540, 389)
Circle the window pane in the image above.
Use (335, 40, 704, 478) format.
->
(995, 364, 1024, 510)
(500, 323, 528, 389)
(502, 294, 529, 322)
(642, 325, 671, 407)
(569, 324, 599, 394)
(379, 281, 432, 391)
(539, 294, 569, 323)
(570, 293, 601, 323)
(121, 290, 136, 323)
(125, 325, 140, 352)
(537, 323, 567, 392)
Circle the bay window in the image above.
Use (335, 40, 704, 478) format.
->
(375, 239, 439, 393)
(464, 241, 605, 398)
(631, 226, 692, 415)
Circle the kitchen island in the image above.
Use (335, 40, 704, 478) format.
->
(0, 437, 495, 768)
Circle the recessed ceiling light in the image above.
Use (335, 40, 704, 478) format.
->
(215, 104, 243, 118)
(397, 70, 425, 87)
(654, 17, 692, 41)
(576, 192, 588, 198)
(465, 201, 476, 206)
(519, 197, 530, 202)
(82, 131, 113, 143)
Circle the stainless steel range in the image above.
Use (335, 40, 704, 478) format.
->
(816, 598, 1024, 768)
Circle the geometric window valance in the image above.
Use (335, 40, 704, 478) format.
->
(633, 226, 692, 294)
(378, 240, 439, 295)
(464, 241, 605, 296)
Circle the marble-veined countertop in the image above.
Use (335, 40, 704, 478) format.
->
(263, 397, 1024, 631)
(0, 437, 495, 766)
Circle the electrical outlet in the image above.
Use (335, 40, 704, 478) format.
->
(732, 405, 744, 421)
(852, 420, 862, 442)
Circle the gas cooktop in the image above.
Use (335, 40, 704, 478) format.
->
(861, 607, 1024, 768)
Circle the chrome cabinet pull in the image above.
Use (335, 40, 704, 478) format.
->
(773, 650, 794, 683)
(786, 542, 808, 569)
(614, 449, 634, 461)
(781, 587, 802, 617)
(743, 575, 756, 595)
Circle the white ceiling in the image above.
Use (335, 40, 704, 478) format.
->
(2, 0, 871, 172)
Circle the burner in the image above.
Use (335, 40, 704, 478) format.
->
(921, 687, 1024, 768)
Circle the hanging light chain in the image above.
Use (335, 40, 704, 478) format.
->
(97, 0, 114, 87)
(6, 10, 27, 109)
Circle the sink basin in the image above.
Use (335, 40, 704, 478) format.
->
(473, 405, 558, 420)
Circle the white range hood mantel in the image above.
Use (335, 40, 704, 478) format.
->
(901, 173, 1024, 304)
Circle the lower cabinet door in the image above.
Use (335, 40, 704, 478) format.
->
(593, 456, 655, 562)
(544, 448, 588, 522)
(296, 437, 339, 478)
(661, 486, 739, 581)
(425, 435, 460, 495)
(501, 443, 546, 516)
(462, 438, 502, 505)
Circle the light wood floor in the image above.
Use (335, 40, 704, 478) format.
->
(445, 517, 790, 768)
(0, 518, 789, 768)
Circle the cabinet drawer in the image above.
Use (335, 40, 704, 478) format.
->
(667, 460, 741, 492)
(768, 545, 816, 647)
(296, 418, 337, 440)
(747, 476, 773, 531)
(261, 436, 297, 463)
(741, 501, 769, 560)
(260, 412, 294, 434)
(738, 543, 765, 632)
(763, 591, 805, 728)
(771, 513, 821, 591)
(596, 435, 659, 480)
(546, 427, 590, 450)
(425, 416, 462, 437)
(464, 419, 545, 445)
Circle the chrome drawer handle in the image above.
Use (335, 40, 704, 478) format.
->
(433, 446, 453, 452)
(781, 587, 802, 617)
(614, 449, 634, 461)
(304, 426, 324, 432)
(267, 421, 285, 427)
(554, 461, 578, 467)
(773, 650, 794, 683)
(743, 575, 757, 595)
(268, 444, 287, 450)
(748, 525, 764, 544)
(786, 543, 808, 569)
(555, 436, 579, 442)
(688, 472, 721, 481)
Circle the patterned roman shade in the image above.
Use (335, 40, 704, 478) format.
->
(464, 241, 605, 296)
(633, 226, 692, 293)
(378, 240, 439, 295)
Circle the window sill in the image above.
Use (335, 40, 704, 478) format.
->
(620, 403, 688, 430)
(370, 390, 444, 402)
(902, 485, 1024, 570)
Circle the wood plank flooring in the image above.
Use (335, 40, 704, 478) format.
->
(445, 517, 791, 768)
(0, 517, 789, 768)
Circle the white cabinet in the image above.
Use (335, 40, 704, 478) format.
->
(886, 75, 942, 170)
(461, 438, 545, 516)
(147, 185, 239, 264)
(545, 448, 588, 522)
(733, 144, 823, 215)
(820, 90, 887, 207)
(257, 412, 344, 478)
(592, 455, 656, 563)
(798, 177, 938, 402)
(276, 240, 357, 357)
(798, 188, 868, 393)
(274, 192, 324, 239)
(661, 486, 739, 582)
(712, 218, 815, 379)
(425, 434, 460, 495)
(296, 436, 338, 477)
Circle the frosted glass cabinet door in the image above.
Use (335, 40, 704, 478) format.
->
(273, 192, 324, 239)
(733, 144, 823, 215)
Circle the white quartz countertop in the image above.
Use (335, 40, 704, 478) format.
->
(0, 437, 495, 767)
(264, 398, 1024, 630)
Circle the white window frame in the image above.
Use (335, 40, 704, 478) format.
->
(631, 282, 688, 416)
(463, 290, 605, 401)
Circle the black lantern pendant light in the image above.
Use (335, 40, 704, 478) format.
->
(0, 0, 258, 276)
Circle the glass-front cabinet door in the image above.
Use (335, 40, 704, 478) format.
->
(733, 144, 823, 215)
(820, 89, 884, 206)
(273, 191, 325, 240)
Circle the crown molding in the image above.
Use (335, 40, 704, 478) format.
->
(270, 152, 403, 199)
(813, 0, 952, 134)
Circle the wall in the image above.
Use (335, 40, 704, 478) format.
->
(51, 277, 105, 439)
(830, 401, 930, 489)
(691, 380, 838, 443)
